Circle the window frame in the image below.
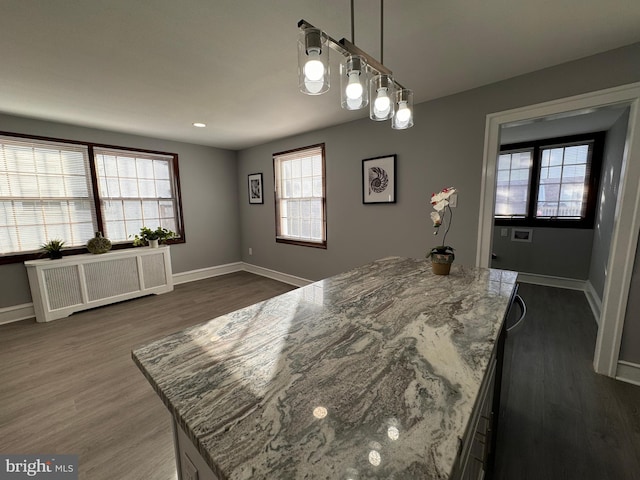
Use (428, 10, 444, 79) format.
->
(273, 143, 327, 249)
(495, 132, 605, 229)
(0, 131, 185, 265)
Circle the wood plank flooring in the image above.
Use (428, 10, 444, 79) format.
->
(2, 275, 640, 479)
(0, 272, 295, 480)
(493, 283, 640, 480)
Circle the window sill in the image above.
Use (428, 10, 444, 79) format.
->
(276, 238, 327, 249)
(494, 218, 594, 229)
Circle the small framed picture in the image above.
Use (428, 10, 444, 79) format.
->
(362, 155, 396, 204)
(511, 228, 533, 242)
(248, 173, 264, 204)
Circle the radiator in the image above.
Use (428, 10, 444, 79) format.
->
(25, 246, 173, 323)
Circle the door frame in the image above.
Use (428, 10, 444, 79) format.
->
(476, 82, 640, 377)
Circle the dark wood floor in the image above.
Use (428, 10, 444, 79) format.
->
(0, 272, 295, 480)
(2, 276, 639, 479)
(493, 283, 640, 480)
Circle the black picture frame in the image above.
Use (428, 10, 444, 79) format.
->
(248, 173, 264, 204)
(362, 155, 396, 204)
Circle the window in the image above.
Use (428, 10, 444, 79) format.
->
(495, 149, 533, 218)
(0, 136, 95, 255)
(273, 144, 326, 248)
(495, 133, 604, 228)
(0, 132, 184, 262)
(94, 148, 180, 242)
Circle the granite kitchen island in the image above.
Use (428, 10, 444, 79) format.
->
(133, 257, 518, 480)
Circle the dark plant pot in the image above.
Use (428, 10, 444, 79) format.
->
(49, 251, 63, 260)
(431, 253, 454, 275)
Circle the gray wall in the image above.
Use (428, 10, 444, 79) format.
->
(0, 114, 240, 308)
(589, 108, 630, 299)
(491, 227, 593, 279)
(620, 240, 640, 364)
(237, 42, 640, 281)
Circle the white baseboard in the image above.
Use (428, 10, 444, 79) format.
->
(173, 261, 312, 288)
(172, 262, 243, 285)
(616, 361, 640, 387)
(517, 272, 587, 291)
(2, 261, 309, 325)
(516, 273, 604, 326)
(0, 303, 35, 325)
(584, 280, 602, 326)
(242, 262, 313, 287)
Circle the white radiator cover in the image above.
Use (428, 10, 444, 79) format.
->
(25, 246, 173, 323)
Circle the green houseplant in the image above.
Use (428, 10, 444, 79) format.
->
(427, 187, 456, 275)
(132, 226, 175, 248)
(87, 231, 112, 254)
(41, 239, 65, 260)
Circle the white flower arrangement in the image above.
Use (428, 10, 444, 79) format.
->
(428, 187, 456, 258)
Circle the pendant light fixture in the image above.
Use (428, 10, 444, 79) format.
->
(297, 0, 414, 129)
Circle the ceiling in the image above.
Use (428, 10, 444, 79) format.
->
(500, 105, 631, 144)
(1, 0, 640, 151)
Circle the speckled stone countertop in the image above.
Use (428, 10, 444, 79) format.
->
(132, 257, 517, 480)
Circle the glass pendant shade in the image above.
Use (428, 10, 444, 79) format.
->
(392, 88, 414, 129)
(340, 55, 368, 110)
(369, 74, 395, 121)
(298, 28, 330, 95)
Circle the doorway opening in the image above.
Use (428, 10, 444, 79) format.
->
(476, 82, 640, 378)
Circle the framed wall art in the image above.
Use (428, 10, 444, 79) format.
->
(362, 155, 396, 204)
(248, 173, 264, 204)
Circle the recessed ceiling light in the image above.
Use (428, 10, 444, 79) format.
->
(192, 122, 206, 128)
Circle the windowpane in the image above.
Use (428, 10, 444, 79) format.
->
(120, 179, 139, 197)
(549, 149, 563, 166)
(535, 142, 592, 219)
(563, 145, 589, 165)
(139, 179, 157, 197)
(537, 202, 558, 217)
(136, 158, 155, 179)
(302, 178, 312, 197)
(95, 148, 181, 243)
(538, 184, 560, 203)
(274, 144, 326, 246)
(498, 154, 511, 171)
(560, 184, 585, 202)
(494, 149, 532, 218)
(540, 166, 562, 183)
(562, 164, 586, 181)
(0, 136, 95, 255)
(142, 201, 160, 219)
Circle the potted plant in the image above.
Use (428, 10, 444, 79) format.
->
(132, 226, 175, 248)
(427, 187, 456, 275)
(86, 231, 112, 254)
(41, 239, 65, 260)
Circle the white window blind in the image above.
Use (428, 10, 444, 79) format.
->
(274, 144, 326, 246)
(0, 136, 96, 255)
(94, 148, 179, 243)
